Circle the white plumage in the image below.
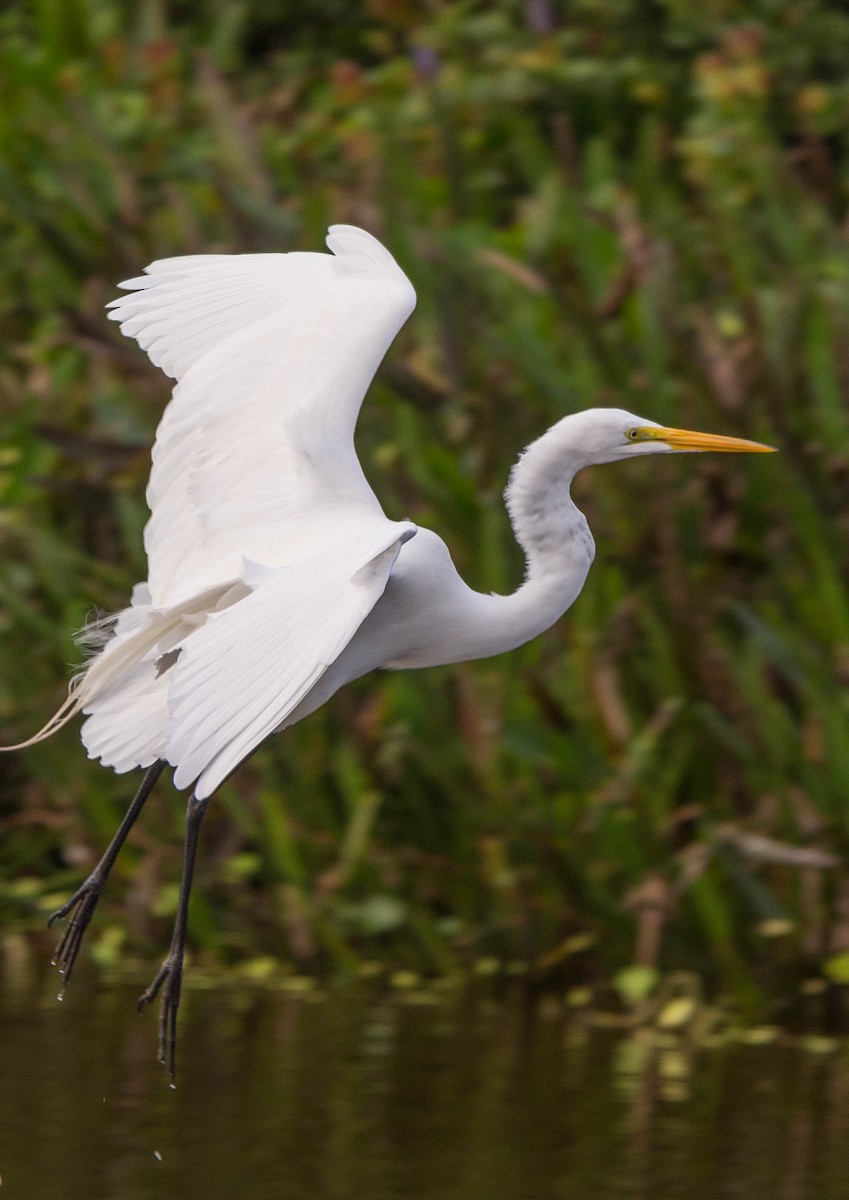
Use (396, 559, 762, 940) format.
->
(109, 227, 415, 606)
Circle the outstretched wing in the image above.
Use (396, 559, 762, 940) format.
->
(165, 521, 416, 799)
(108, 226, 416, 607)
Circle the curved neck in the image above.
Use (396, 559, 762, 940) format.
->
(366, 424, 600, 674)
(507, 438, 593, 579)
(487, 434, 595, 648)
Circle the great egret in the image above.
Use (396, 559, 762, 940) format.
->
(3, 226, 774, 1077)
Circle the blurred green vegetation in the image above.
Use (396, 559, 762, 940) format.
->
(1, 0, 849, 1026)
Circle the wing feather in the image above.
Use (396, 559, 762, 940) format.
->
(108, 226, 416, 606)
(166, 522, 416, 798)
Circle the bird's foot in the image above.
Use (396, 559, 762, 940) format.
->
(48, 879, 104, 988)
(138, 955, 183, 1082)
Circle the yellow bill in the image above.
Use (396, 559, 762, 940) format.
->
(638, 426, 776, 453)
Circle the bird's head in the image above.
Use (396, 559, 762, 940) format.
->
(554, 408, 775, 470)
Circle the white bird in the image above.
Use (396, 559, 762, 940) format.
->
(2, 226, 774, 1077)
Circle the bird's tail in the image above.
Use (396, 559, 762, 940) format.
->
(0, 607, 194, 752)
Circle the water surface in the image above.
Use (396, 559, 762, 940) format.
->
(1, 969, 847, 1200)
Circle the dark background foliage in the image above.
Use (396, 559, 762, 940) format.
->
(1, 0, 848, 1025)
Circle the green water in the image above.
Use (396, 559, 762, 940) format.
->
(1, 972, 847, 1200)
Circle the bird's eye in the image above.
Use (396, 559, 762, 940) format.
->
(626, 428, 641, 442)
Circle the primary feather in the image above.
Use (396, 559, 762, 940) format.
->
(107, 225, 416, 607)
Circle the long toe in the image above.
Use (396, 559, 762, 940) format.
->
(158, 980, 181, 1079)
(50, 888, 101, 984)
(137, 957, 183, 1079)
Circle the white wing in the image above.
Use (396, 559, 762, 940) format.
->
(165, 522, 416, 798)
(108, 225, 416, 607)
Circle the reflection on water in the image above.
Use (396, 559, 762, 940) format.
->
(0, 964, 847, 1200)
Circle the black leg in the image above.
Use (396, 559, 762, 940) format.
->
(137, 793, 210, 1082)
(50, 759, 167, 989)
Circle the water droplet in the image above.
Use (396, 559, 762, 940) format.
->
(56, 991, 64, 1003)
(153, 1150, 162, 1162)
(168, 1081, 176, 1091)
